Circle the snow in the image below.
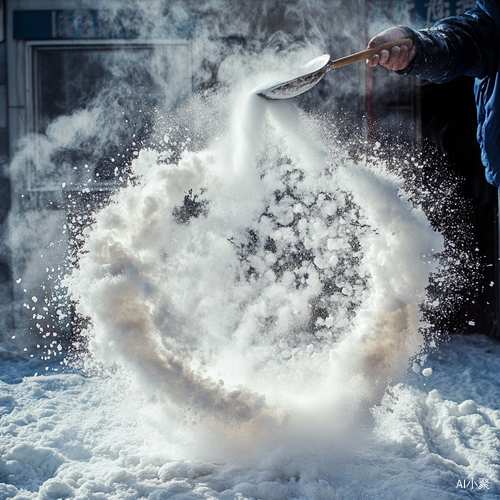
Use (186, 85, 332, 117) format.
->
(2, 59, 499, 500)
(0, 336, 499, 499)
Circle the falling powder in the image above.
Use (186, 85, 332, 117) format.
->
(65, 86, 443, 459)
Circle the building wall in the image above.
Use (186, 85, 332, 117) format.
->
(0, 0, 15, 357)
(2, 0, 423, 355)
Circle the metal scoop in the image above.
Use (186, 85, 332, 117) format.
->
(257, 38, 413, 100)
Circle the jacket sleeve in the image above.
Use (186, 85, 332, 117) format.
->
(397, 7, 498, 83)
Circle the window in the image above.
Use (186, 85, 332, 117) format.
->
(27, 40, 191, 190)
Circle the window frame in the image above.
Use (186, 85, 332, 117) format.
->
(24, 38, 192, 192)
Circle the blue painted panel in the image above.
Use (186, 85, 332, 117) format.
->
(13, 9, 196, 40)
(14, 11, 53, 39)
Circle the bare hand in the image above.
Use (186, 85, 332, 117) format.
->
(366, 27, 416, 71)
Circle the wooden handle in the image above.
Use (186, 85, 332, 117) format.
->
(330, 38, 413, 69)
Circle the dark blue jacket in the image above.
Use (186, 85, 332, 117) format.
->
(400, 0, 500, 187)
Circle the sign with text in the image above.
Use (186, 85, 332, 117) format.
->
(415, 0, 476, 26)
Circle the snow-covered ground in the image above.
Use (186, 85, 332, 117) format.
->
(1, 334, 499, 500)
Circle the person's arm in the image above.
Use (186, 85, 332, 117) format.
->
(367, 7, 498, 83)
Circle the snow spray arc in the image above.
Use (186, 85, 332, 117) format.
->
(65, 86, 443, 449)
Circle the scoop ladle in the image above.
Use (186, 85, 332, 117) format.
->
(257, 38, 413, 100)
